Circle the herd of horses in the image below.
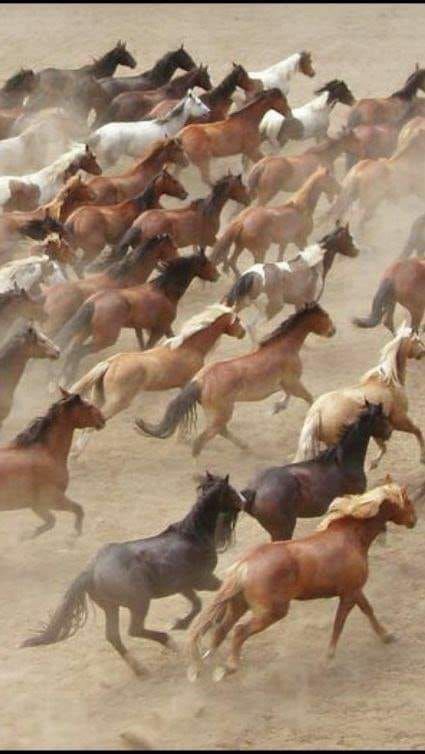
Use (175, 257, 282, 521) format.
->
(0, 41, 424, 685)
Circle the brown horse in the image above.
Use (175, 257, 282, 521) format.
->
(135, 303, 335, 456)
(187, 482, 416, 681)
(85, 138, 188, 205)
(213, 167, 341, 276)
(347, 66, 425, 128)
(56, 249, 219, 384)
(65, 170, 187, 264)
(0, 388, 104, 539)
(342, 123, 401, 170)
(115, 173, 250, 257)
(178, 88, 297, 185)
(42, 234, 178, 336)
(4, 175, 97, 229)
(99, 46, 196, 100)
(0, 69, 36, 109)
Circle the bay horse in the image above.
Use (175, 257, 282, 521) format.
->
(212, 167, 341, 276)
(64, 170, 187, 265)
(187, 481, 415, 682)
(55, 249, 219, 384)
(135, 303, 336, 456)
(0, 322, 59, 429)
(295, 325, 425, 468)
(177, 88, 297, 186)
(84, 138, 188, 206)
(0, 69, 36, 109)
(69, 304, 245, 455)
(99, 45, 196, 100)
(224, 223, 359, 341)
(0, 388, 104, 538)
(22, 473, 243, 675)
(347, 65, 425, 128)
(115, 173, 249, 258)
(41, 234, 178, 337)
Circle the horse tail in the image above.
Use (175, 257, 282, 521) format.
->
(247, 161, 264, 199)
(135, 380, 201, 439)
(294, 406, 322, 462)
(223, 271, 256, 308)
(55, 300, 95, 349)
(21, 570, 91, 648)
(114, 225, 142, 259)
(70, 358, 110, 398)
(211, 222, 241, 266)
(352, 278, 395, 328)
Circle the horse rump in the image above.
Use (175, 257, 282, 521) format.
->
(352, 278, 395, 328)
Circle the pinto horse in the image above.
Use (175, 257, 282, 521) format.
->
(135, 303, 335, 456)
(347, 65, 425, 128)
(187, 481, 415, 682)
(248, 51, 315, 96)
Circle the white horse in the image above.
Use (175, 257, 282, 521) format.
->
(89, 90, 210, 167)
(248, 52, 315, 96)
(260, 80, 355, 151)
(0, 254, 68, 297)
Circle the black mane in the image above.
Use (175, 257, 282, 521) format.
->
(13, 395, 79, 448)
(259, 304, 322, 348)
(108, 234, 167, 279)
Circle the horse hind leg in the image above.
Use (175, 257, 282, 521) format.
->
(355, 591, 395, 644)
(53, 494, 84, 537)
(104, 604, 144, 676)
(21, 508, 56, 541)
(219, 426, 251, 452)
(172, 589, 202, 631)
(129, 606, 177, 653)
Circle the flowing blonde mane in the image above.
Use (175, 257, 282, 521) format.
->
(317, 483, 405, 531)
(361, 322, 413, 387)
(165, 304, 235, 350)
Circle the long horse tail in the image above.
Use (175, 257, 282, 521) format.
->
(135, 380, 201, 439)
(223, 271, 256, 308)
(21, 570, 91, 648)
(211, 221, 241, 266)
(70, 358, 111, 398)
(114, 225, 143, 259)
(352, 278, 395, 328)
(55, 300, 95, 349)
(293, 406, 322, 462)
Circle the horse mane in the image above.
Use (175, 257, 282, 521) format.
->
(91, 42, 125, 67)
(314, 79, 342, 96)
(151, 48, 181, 75)
(317, 483, 405, 531)
(200, 175, 231, 216)
(12, 395, 79, 448)
(3, 68, 33, 92)
(229, 88, 282, 118)
(361, 323, 413, 387)
(210, 65, 244, 100)
(391, 68, 425, 99)
(155, 95, 187, 124)
(132, 138, 169, 165)
(151, 255, 194, 290)
(108, 234, 167, 279)
(168, 477, 236, 544)
(258, 304, 322, 348)
(165, 303, 234, 349)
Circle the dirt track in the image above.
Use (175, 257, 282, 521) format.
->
(1, 3, 425, 750)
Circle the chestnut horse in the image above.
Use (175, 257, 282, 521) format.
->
(347, 66, 425, 128)
(4, 175, 97, 228)
(56, 249, 219, 384)
(187, 482, 415, 682)
(0, 388, 104, 538)
(135, 303, 335, 456)
(178, 88, 296, 185)
(212, 167, 341, 276)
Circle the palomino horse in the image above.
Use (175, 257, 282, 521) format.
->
(89, 90, 210, 167)
(99, 45, 196, 99)
(64, 170, 187, 265)
(85, 138, 188, 205)
(115, 173, 250, 257)
(325, 129, 425, 235)
(22, 474, 243, 675)
(0, 69, 36, 108)
(0, 388, 104, 538)
(224, 223, 359, 341)
(247, 52, 315, 96)
(212, 167, 341, 276)
(0, 323, 59, 428)
(55, 250, 219, 385)
(178, 88, 297, 186)
(187, 481, 415, 682)
(295, 325, 425, 468)
(260, 80, 355, 150)
(69, 304, 245, 455)
(42, 234, 178, 337)
(135, 303, 336, 456)
(347, 65, 425, 127)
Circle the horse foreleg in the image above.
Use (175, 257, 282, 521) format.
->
(21, 508, 56, 541)
(390, 412, 425, 464)
(54, 495, 84, 536)
(369, 437, 388, 470)
(135, 327, 145, 350)
(284, 378, 314, 406)
(272, 392, 290, 415)
(197, 159, 213, 187)
(355, 591, 395, 644)
(327, 596, 356, 660)
(219, 426, 251, 452)
(172, 589, 202, 630)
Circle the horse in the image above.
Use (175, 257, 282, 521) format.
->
(341, 123, 401, 171)
(0, 286, 48, 339)
(260, 80, 355, 151)
(347, 65, 425, 128)
(55, 249, 219, 385)
(41, 234, 178, 337)
(247, 51, 315, 96)
(400, 211, 425, 259)
(323, 129, 425, 236)
(84, 138, 188, 206)
(115, 173, 250, 258)
(212, 167, 341, 276)
(135, 303, 336, 456)
(69, 304, 245, 455)
(99, 45, 196, 100)
(0, 214, 66, 265)
(0, 118, 80, 176)
(187, 481, 415, 682)
(0, 69, 36, 109)
(295, 325, 425, 468)
(64, 170, 187, 266)
(224, 223, 359, 341)
(397, 115, 425, 149)
(22, 473, 243, 675)
(177, 88, 297, 186)
(0, 249, 70, 297)
(98, 65, 213, 125)
(0, 322, 59, 429)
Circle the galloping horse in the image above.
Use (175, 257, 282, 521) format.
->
(187, 481, 415, 682)
(247, 51, 315, 96)
(347, 65, 425, 127)
(99, 46, 196, 99)
(0, 69, 36, 109)
(135, 303, 335, 456)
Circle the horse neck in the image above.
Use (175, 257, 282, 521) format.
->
(314, 139, 344, 165)
(168, 69, 197, 95)
(41, 412, 76, 462)
(129, 147, 166, 177)
(181, 317, 229, 355)
(89, 53, 120, 79)
(151, 55, 179, 85)
(330, 513, 387, 551)
(156, 264, 197, 302)
(337, 422, 372, 469)
(0, 338, 30, 382)
(268, 317, 314, 352)
(237, 97, 280, 125)
(292, 174, 326, 213)
(276, 53, 300, 81)
(125, 186, 159, 217)
(322, 244, 338, 278)
(202, 183, 230, 220)
(394, 76, 422, 101)
(178, 491, 222, 541)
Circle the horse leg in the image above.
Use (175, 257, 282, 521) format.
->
(129, 607, 176, 652)
(135, 327, 145, 350)
(219, 426, 251, 452)
(172, 589, 202, 630)
(22, 508, 56, 541)
(104, 604, 144, 676)
(327, 595, 356, 659)
(145, 330, 164, 350)
(389, 412, 425, 464)
(355, 591, 395, 643)
(53, 495, 84, 536)
(382, 301, 396, 334)
(192, 407, 233, 457)
(369, 437, 387, 470)
(284, 378, 314, 406)
(197, 159, 213, 187)
(272, 392, 291, 415)
(277, 243, 288, 262)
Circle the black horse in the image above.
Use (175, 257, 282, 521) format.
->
(22, 474, 242, 675)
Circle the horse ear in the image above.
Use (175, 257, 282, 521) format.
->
(224, 474, 230, 485)
(364, 398, 371, 408)
(385, 473, 394, 483)
(206, 470, 213, 480)
(59, 386, 71, 399)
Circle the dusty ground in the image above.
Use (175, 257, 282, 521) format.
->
(1, 3, 425, 750)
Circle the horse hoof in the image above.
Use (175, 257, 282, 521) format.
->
(212, 665, 228, 683)
(187, 665, 199, 683)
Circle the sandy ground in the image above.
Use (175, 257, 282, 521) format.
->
(1, 3, 425, 750)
